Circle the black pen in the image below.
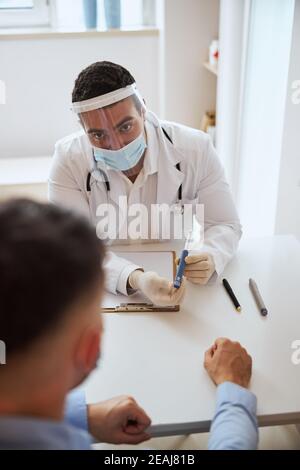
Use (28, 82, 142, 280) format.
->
(222, 278, 241, 312)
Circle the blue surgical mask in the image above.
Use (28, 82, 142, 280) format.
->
(93, 133, 147, 171)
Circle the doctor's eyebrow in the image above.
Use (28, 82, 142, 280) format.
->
(87, 117, 135, 134)
(114, 116, 135, 129)
(87, 128, 105, 134)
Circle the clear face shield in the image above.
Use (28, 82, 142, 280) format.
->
(71, 84, 147, 178)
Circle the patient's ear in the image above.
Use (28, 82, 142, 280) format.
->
(74, 322, 102, 377)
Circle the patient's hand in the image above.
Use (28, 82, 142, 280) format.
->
(87, 395, 151, 444)
(204, 338, 252, 388)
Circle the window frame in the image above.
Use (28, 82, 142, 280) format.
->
(0, 0, 50, 28)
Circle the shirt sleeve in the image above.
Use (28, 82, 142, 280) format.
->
(208, 382, 258, 450)
(64, 390, 88, 432)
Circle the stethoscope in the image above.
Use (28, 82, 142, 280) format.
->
(86, 127, 183, 211)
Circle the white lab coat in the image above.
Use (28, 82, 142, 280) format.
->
(49, 111, 242, 295)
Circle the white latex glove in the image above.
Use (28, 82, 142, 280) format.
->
(176, 253, 215, 286)
(128, 270, 186, 306)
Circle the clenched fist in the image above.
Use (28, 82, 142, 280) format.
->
(204, 338, 252, 388)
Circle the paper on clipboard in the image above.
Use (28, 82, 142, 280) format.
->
(102, 251, 177, 312)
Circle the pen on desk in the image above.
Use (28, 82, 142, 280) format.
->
(249, 278, 268, 316)
(222, 278, 241, 312)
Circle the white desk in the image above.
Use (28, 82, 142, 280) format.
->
(82, 235, 300, 436)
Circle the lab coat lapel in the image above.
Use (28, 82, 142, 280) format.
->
(156, 127, 185, 206)
(90, 168, 127, 223)
(107, 172, 125, 207)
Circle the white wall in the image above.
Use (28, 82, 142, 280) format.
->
(0, 0, 220, 160)
(275, 0, 300, 239)
(0, 32, 159, 159)
(159, 0, 219, 128)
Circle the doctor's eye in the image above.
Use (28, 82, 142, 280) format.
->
(91, 132, 106, 142)
(118, 121, 134, 133)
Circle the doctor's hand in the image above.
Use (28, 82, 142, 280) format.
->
(176, 253, 215, 286)
(204, 338, 252, 389)
(128, 270, 186, 306)
(87, 396, 151, 444)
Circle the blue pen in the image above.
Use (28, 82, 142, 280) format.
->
(173, 249, 189, 289)
(174, 230, 195, 289)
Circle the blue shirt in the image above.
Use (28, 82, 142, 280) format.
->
(0, 384, 258, 450)
(0, 390, 92, 450)
(208, 382, 258, 450)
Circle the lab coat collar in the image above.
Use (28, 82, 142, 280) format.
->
(146, 111, 185, 206)
(143, 118, 158, 176)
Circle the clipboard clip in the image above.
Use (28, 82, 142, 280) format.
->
(102, 303, 180, 313)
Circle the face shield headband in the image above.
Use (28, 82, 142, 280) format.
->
(71, 84, 143, 113)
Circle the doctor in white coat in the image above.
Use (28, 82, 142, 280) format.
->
(49, 61, 242, 306)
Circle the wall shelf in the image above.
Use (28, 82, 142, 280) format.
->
(0, 26, 159, 40)
(203, 62, 218, 77)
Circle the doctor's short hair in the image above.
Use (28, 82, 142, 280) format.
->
(0, 199, 105, 358)
(72, 61, 142, 112)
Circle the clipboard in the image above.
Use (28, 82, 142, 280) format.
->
(102, 251, 179, 313)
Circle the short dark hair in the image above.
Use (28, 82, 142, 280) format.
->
(72, 61, 136, 102)
(0, 199, 105, 357)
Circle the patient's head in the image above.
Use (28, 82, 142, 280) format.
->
(0, 199, 105, 416)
